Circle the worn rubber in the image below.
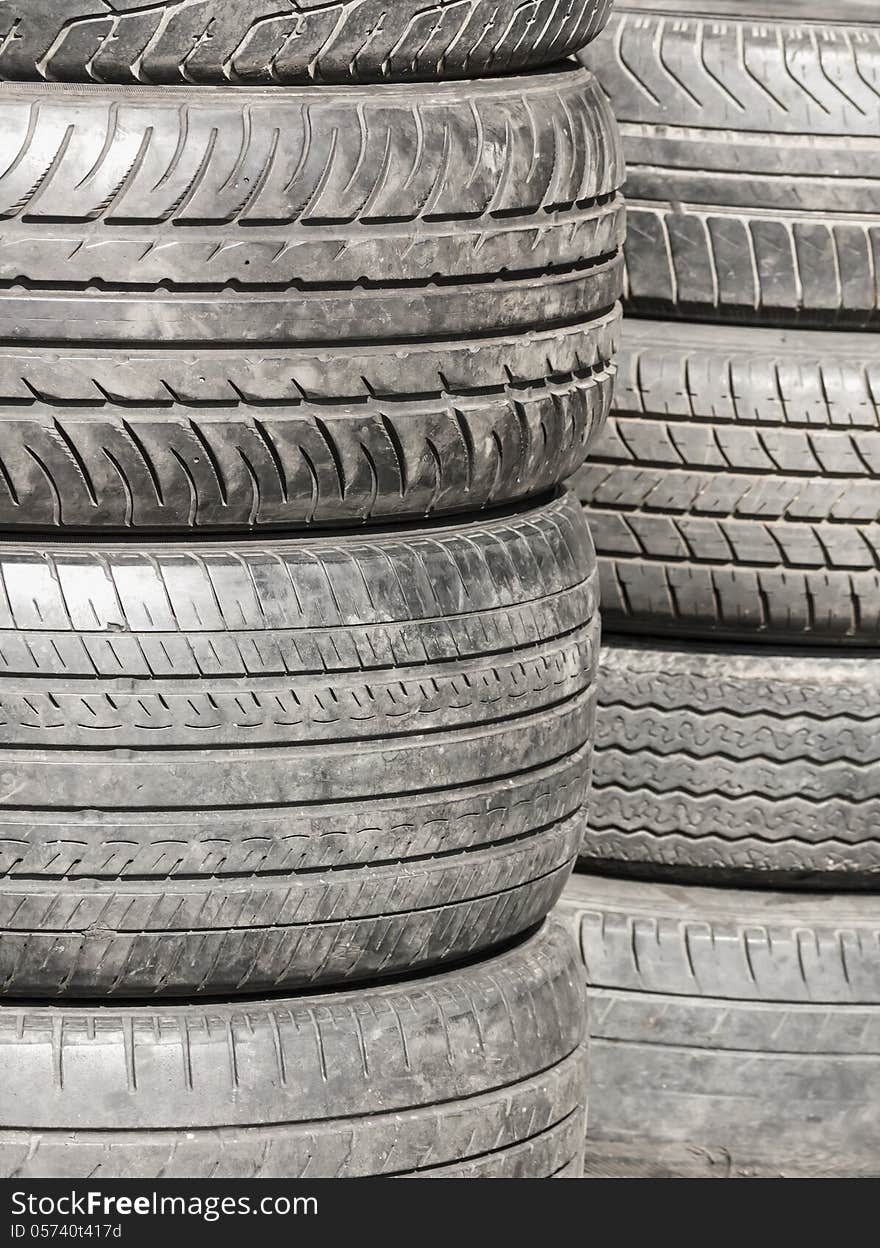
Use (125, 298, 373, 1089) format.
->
(0, 67, 623, 532)
(559, 873, 880, 1178)
(582, 1, 880, 328)
(0, 0, 613, 85)
(573, 320, 880, 645)
(583, 638, 880, 887)
(0, 490, 598, 998)
(617, 1, 880, 16)
(0, 920, 587, 1178)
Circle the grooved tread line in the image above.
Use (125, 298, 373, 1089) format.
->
(622, 204, 880, 328)
(0, 72, 621, 230)
(0, 1055, 586, 1179)
(582, 640, 880, 880)
(0, 0, 614, 85)
(582, 11, 880, 327)
(0, 361, 616, 532)
(584, 10, 880, 139)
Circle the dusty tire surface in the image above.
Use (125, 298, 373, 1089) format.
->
(0, 0, 613, 85)
(558, 873, 880, 1178)
(573, 319, 880, 645)
(583, 639, 880, 887)
(0, 920, 587, 1178)
(0, 491, 597, 998)
(582, 2, 880, 328)
(0, 67, 623, 533)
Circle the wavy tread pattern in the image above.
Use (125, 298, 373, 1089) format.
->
(573, 320, 880, 642)
(0, 921, 587, 1178)
(582, 8, 880, 327)
(0, 0, 613, 84)
(0, 492, 597, 996)
(582, 639, 880, 884)
(558, 874, 880, 1177)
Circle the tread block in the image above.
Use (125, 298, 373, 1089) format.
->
(0, 492, 598, 996)
(574, 321, 880, 642)
(0, 921, 587, 1178)
(0, 66, 624, 532)
(0, 0, 613, 84)
(582, 7, 880, 327)
(559, 873, 880, 1176)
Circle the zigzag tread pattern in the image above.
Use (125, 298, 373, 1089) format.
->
(579, 815, 880, 879)
(594, 703, 880, 767)
(581, 640, 880, 881)
(597, 644, 880, 720)
(594, 745, 880, 804)
(0, 0, 613, 84)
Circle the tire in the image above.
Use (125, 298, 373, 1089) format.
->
(581, 1, 880, 328)
(558, 873, 880, 1178)
(583, 638, 880, 887)
(0, 0, 613, 85)
(572, 319, 880, 644)
(0, 920, 587, 1178)
(0, 66, 623, 533)
(0, 490, 597, 998)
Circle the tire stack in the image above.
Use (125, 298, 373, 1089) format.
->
(558, 0, 880, 1178)
(0, 1, 624, 1179)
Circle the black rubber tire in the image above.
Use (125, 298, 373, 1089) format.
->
(616, 1, 880, 14)
(582, 1, 880, 329)
(0, 67, 623, 534)
(0, 491, 597, 998)
(558, 873, 880, 1178)
(0, 919, 587, 1178)
(0, 0, 613, 85)
(572, 319, 880, 645)
(583, 637, 880, 888)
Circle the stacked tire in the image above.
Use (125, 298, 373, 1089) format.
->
(559, 0, 880, 1178)
(0, 1, 624, 1178)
